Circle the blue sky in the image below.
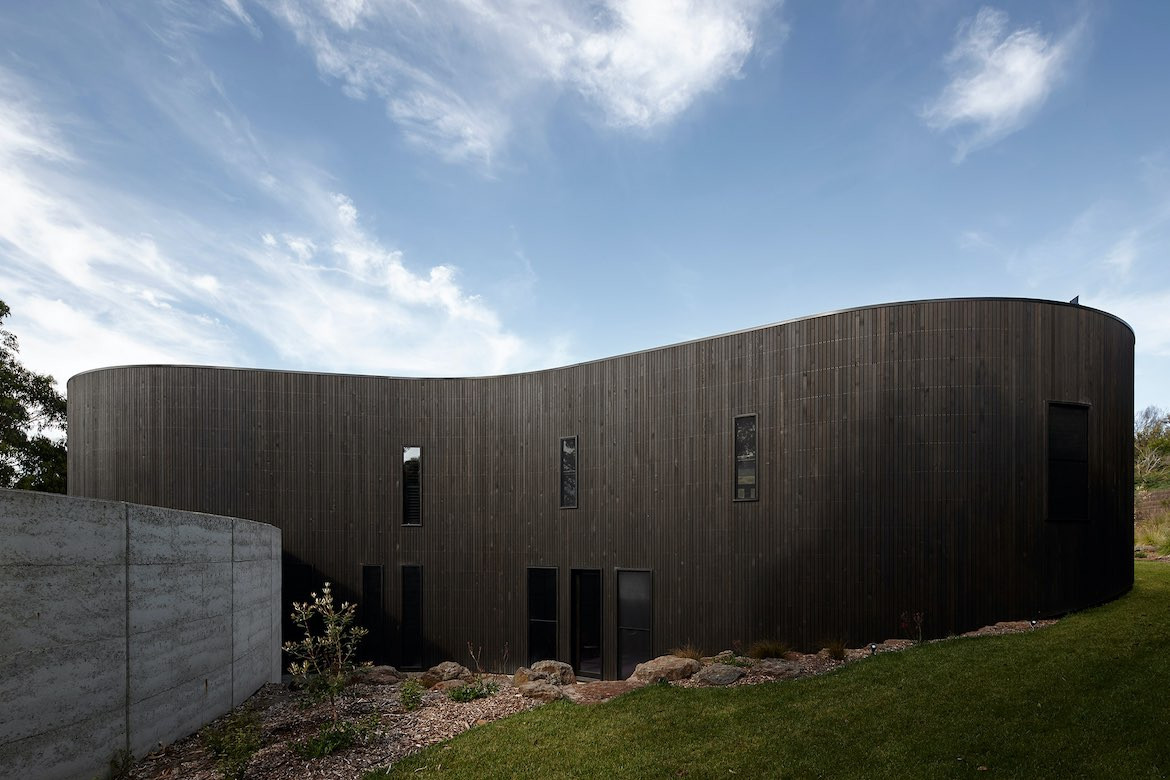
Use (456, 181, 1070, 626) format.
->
(1, 1, 1167, 411)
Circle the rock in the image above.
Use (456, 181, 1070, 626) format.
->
(512, 666, 551, 686)
(433, 678, 468, 692)
(530, 659, 576, 686)
(693, 663, 746, 686)
(420, 661, 474, 688)
(518, 680, 565, 701)
(753, 658, 800, 679)
(629, 655, 701, 683)
(355, 665, 402, 685)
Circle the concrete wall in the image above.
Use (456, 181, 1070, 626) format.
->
(0, 489, 281, 780)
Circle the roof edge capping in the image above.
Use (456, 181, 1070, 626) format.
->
(66, 296, 1135, 384)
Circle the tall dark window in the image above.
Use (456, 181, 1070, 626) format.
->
(403, 446, 421, 525)
(527, 567, 558, 665)
(571, 569, 602, 678)
(734, 414, 758, 502)
(1048, 403, 1089, 523)
(359, 565, 384, 664)
(401, 565, 423, 668)
(560, 435, 578, 509)
(617, 570, 652, 679)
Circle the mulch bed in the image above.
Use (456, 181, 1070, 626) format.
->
(129, 617, 1061, 780)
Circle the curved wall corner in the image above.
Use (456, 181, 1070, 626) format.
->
(0, 489, 281, 780)
(67, 298, 1134, 679)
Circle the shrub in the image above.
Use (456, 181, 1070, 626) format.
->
(292, 715, 378, 759)
(400, 679, 424, 711)
(283, 582, 369, 721)
(446, 679, 499, 702)
(201, 707, 262, 780)
(823, 638, 848, 660)
(747, 639, 791, 659)
(669, 643, 704, 660)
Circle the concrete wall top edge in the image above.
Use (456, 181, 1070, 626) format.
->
(1, 488, 276, 537)
(66, 297, 1135, 387)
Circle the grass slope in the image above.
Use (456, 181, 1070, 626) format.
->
(370, 563, 1170, 779)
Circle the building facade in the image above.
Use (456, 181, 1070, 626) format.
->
(67, 298, 1135, 679)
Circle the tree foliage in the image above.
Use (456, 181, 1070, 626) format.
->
(0, 300, 66, 493)
(1135, 405, 1170, 489)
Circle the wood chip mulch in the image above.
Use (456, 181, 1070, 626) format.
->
(128, 618, 1058, 780)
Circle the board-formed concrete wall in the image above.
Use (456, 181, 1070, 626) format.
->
(0, 489, 281, 780)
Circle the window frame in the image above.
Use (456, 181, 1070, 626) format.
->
(402, 445, 422, 526)
(560, 434, 579, 510)
(732, 413, 759, 503)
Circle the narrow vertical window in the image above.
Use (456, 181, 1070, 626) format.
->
(402, 445, 421, 525)
(1047, 403, 1089, 523)
(527, 567, 558, 665)
(401, 565, 422, 669)
(560, 435, 578, 509)
(734, 414, 758, 502)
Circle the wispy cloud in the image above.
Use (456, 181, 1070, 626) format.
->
(253, 0, 780, 167)
(0, 67, 536, 387)
(922, 7, 1084, 160)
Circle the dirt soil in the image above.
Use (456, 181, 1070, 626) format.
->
(129, 616, 1079, 780)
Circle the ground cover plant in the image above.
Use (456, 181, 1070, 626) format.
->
(367, 562, 1170, 779)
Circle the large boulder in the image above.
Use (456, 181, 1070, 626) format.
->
(433, 678, 469, 692)
(512, 666, 551, 687)
(420, 661, 475, 688)
(530, 660, 577, 686)
(629, 655, 701, 683)
(693, 663, 746, 687)
(518, 680, 565, 702)
(353, 665, 402, 685)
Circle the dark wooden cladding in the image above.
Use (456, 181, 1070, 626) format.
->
(67, 298, 1135, 678)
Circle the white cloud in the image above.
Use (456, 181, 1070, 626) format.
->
(254, 0, 780, 166)
(922, 7, 1083, 160)
(0, 66, 538, 388)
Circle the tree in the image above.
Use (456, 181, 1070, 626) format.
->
(0, 300, 67, 493)
(1134, 405, 1170, 489)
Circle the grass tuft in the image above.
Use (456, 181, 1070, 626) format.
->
(668, 643, 704, 660)
(746, 638, 791, 659)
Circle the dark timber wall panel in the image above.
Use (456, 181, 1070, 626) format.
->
(68, 298, 1135, 679)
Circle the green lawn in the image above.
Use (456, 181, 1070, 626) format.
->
(369, 562, 1170, 779)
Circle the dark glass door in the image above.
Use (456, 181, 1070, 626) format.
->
(360, 565, 384, 664)
(528, 568, 558, 664)
(401, 565, 422, 669)
(617, 570, 652, 679)
(571, 569, 602, 678)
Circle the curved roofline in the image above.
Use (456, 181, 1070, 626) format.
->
(68, 296, 1135, 384)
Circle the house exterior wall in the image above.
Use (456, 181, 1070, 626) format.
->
(0, 489, 281, 780)
(66, 298, 1134, 679)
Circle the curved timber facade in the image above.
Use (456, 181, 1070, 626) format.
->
(67, 298, 1135, 678)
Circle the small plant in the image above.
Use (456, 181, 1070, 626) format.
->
(104, 748, 134, 780)
(900, 611, 925, 644)
(669, 642, 704, 660)
(202, 707, 262, 780)
(721, 655, 753, 668)
(283, 582, 369, 722)
(747, 639, 791, 659)
(823, 638, 848, 660)
(291, 715, 378, 759)
(446, 679, 499, 702)
(400, 678, 424, 711)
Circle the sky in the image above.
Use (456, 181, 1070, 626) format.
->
(1, 1, 1168, 412)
